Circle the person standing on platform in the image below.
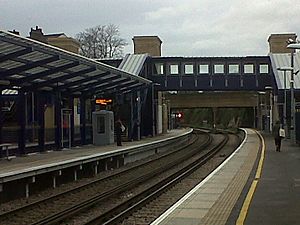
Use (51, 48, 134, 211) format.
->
(115, 119, 124, 146)
(272, 120, 282, 152)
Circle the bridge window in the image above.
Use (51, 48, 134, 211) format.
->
(259, 64, 269, 74)
(199, 64, 209, 74)
(229, 64, 239, 74)
(214, 64, 224, 74)
(184, 64, 194, 74)
(244, 64, 254, 74)
(153, 63, 164, 75)
(170, 64, 179, 75)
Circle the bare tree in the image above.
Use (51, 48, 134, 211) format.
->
(76, 24, 128, 59)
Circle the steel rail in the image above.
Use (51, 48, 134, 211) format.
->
(29, 132, 209, 225)
(0, 131, 208, 225)
(85, 133, 229, 225)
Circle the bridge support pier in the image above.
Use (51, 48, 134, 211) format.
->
(212, 107, 217, 131)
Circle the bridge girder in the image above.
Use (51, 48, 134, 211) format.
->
(165, 91, 259, 108)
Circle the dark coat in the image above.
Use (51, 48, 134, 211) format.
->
(115, 121, 122, 135)
(272, 122, 280, 139)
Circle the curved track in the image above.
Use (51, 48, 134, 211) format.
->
(0, 130, 211, 225)
(83, 131, 233, 225)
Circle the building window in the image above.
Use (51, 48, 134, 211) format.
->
(153, 63, 164, 75)
(259, 64, 269, 74)
(199, 64, 209, 74)
(214, 64, 224, 74)
(229, 64, 239, 74)
(244, 64, 254, 74)
(184, 64, 194, 74)
(170, 64, 179, 75)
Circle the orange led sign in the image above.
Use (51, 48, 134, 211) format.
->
(95, 99, 112, 105)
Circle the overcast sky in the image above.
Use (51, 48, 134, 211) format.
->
(1, 0, 299, 57)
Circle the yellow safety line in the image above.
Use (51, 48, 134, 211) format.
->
(255, 132, 265, 179)
(236, 131, 265, 225)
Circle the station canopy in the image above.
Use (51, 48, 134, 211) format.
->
(0, 30, 152, 96)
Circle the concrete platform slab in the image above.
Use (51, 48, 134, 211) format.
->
(243, 134, 300, 225)
(0, 128, 192, 183)
(151, 128, 260, 225)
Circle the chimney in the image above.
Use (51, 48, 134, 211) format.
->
(8, 30, 20, 35)
(132, 36, 162, 56)
(268, 33, 297, 53)
(29, 26, 48, 43)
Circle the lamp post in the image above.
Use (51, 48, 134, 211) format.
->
(265, 86, 273, 132)
(287, 42, 300, 144)
(277, 66, 293, 138)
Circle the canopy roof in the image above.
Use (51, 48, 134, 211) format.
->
(0, 30, 151, 96)
(269, 52, 300, 89)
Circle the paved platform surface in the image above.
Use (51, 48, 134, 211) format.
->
(152, 129, 300, 225)
(0, 129, 190, 177)
(243, 134, 300, 225)
(151, 129, 260, 225)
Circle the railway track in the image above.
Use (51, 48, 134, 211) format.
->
(0, 130, 212, 225)
(81, 131, 232, 225)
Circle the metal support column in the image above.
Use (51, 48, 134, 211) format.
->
(0, 91, 2, 145)
(69, 97, 74, 147)
(90, 97, 95, 143)
(283, 71, 288, 136)
(151, 84, 156, 136)
(136, 91, 141, 140)
(55, 92, 62, 150)
(37, 92, 45, 152)
(287, 41, 300, 142)
(212, 107, 218, 132)
(80, 96, 86, 145)
(129, 93, 134, 141)
(258, 102, 262, 130)
(290, 52, 296, 143)
(18, 90, 26, 155)
(0, 91, 3, 158)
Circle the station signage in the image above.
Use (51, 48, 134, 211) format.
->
(95, 98, 113, 105)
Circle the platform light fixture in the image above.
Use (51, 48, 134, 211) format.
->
(265, 86, 274, 132)
(277, 66, 293, 138)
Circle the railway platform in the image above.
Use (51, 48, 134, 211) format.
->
(0, 129, 190, 175)
(151, 128, 300, 225)
(0, 128, 192, 202)
(233, 132, 300, 225)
